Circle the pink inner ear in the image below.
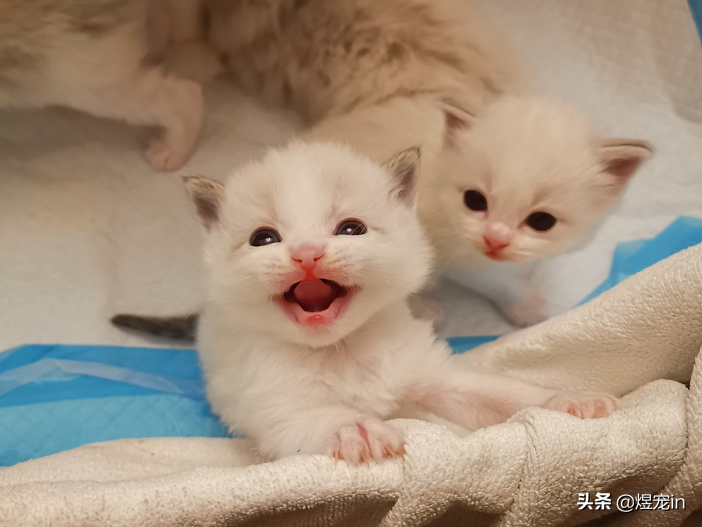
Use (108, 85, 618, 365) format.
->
(605, 157, 642, 180)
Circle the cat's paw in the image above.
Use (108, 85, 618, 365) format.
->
(147, 139, 183, 171)
(329, 418, 405, 465)
(501, 289, 547, 327)
(543, 391, 619, 419)
(148, 79, 203, 171)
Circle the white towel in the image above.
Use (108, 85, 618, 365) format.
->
(1, 243, 700, 526)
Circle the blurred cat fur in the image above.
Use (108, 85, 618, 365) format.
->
(151, 0, 652, 325)
(0, 0, 204, 170)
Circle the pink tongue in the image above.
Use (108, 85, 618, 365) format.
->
(293, 279, 337, 312)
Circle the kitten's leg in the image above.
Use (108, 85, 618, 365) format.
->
(69, 67, 203, 171)
(49, 31, 204, 171)
(217, 350, 403, 466)
(444, 263, 547, 327)
(248, 406, 405, 466)
(414, 366, 618, 432)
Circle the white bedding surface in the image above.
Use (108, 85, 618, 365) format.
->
(1, 0, 701, 349)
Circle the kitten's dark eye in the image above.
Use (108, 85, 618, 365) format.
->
(526, 212, 557, 232)
(464, 190, 487, 211)
(335, 219, 367, 236)
(249, 228, 281, 246)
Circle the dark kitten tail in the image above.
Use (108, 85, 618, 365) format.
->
(110, 313, 199, 341)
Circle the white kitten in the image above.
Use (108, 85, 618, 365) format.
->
(423, 96, 653, 325)
(185, 141, 617, 465)
(0, 0, 203, 170)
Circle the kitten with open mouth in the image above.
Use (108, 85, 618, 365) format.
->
(115, 141, 618, 465)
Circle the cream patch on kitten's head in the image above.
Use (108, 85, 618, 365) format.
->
(428, 95, 653, 265)
(186, 142, 432, 347)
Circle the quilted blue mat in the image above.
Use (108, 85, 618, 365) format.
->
(1, 215, 701, 467)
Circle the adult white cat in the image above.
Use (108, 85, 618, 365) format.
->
(181, 141, 617, 464)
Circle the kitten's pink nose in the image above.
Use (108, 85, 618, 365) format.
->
(483, 234, 509, 253)
(291, 245, 325, 272)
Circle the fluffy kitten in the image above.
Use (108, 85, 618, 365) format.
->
(0, 0, 203, 170)
(157, 0, 653, 324)
(167, 141, 617, 465)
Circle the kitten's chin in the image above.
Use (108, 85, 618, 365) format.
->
(476, 248, 526, 263)
(483, 251, 533, 263)
(275, 279, 359, 331)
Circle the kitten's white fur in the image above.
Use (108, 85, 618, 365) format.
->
(189, 141, 618, 465)
(160, 0, 653, 325)
(0, 0, 203, 170)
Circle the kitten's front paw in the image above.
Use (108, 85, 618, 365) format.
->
(544, 392, 619, 419)
(501, 289, 547, 327)
(330, 418, 405, 465)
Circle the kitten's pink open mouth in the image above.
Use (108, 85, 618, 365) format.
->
(277, 279, 357, 328)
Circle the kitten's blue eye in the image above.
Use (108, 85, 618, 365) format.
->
(464, 190, 487, 211)
(526, 212, 557, 232)
(335, 219, 367, 236)
(250, 228, 281, 246)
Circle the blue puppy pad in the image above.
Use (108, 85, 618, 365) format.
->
(0, 345, 229, 466)
(447, 335, 499, 354)
(579, 216, 702, 305)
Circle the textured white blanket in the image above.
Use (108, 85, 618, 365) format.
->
(1, 243, 701, 526)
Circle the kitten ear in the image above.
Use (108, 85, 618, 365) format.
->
(437, 99, 476, 147)
(182, 176, 225, 231)
(383, 147, 421, 207)
(599, 139, 653, 188)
